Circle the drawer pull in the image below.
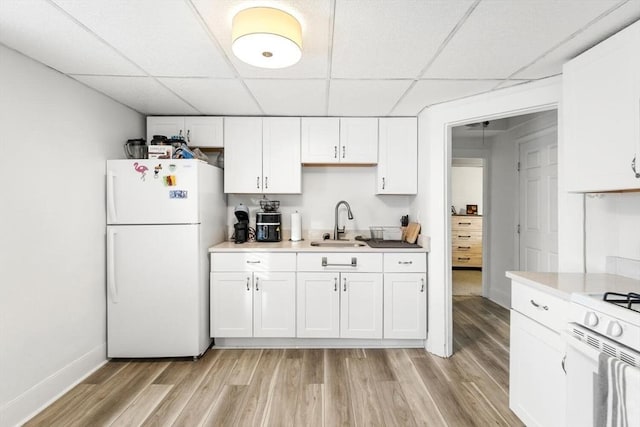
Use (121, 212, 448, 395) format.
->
(246, 260, 261, 264)
(398, 261, 413, 265)
(458, 235, 471, 239)
(458, 222, 472, 225)
(457, 246, 471, 250)
(457, 257, 471, 261)
(322, 257, 357, 267)
(530, 299, 548, 310)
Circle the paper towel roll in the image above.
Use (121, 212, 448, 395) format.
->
(290, 211, 302, 241)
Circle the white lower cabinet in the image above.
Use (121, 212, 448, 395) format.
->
(253, 272, 296, 337)
(210, 272, 253, 337)
(383, 273, 426, 339)
(509, 281, 566, 427)
(296, 272, 382, 339)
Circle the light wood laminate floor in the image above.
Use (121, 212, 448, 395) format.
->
(25, 296, 522, 426)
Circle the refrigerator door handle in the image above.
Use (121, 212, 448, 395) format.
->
(107, 171, 117, 223)
(107, 228, 118, 303)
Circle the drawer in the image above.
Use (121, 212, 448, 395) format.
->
(451, 216, 482, 231)
(511, 281, 567, 331)
(211, 252, 296, 272)
(383, 253, 426, 272)
(451, 243, 482, 255)
(297, 253, 382, 272)
(451, 231, 482, 245)
(452, 253, 482, 267)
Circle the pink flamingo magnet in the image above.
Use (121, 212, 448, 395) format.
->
(133, 162, 148, 181)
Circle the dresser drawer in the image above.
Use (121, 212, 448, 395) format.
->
(451, 243, 482, 255)
(451, 231, 482, 246)
(452, 253, 482, 267)
(211, 252, 296, 272)
(452, 216, 482, 231)
(297, 253, 382, 272)
(511, 281, 567, 331)
(383, 253, 426, 272)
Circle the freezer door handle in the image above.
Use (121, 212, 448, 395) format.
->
(107, 171, 117, 223)
(107, 228, 118, 303)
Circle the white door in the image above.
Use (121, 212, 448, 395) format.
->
(340, 118, 378, 163)
(184, 116, 223, 148)
(210, 272, 253, 337)
(262, 117, 301, 194)
(297, 273, 340, 338)
(301, 117, 340, 163)
(253, 272, 296, 337)
(107, 224, 200, 357)
(340, 273, 383, 339)
(519, 127, 558, 272)
(106, 159, 200, 224)
(383, 273, 426, 339)
(224, 117, 263, 193)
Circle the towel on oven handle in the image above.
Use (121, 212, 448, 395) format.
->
(595, 352, 640, 427)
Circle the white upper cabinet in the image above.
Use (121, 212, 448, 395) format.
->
(224, 117, 301, 194)
(146, 116, 223, 148)
(563, 21, 640, 192)
(377, 118, 418, 194)
(301, 117, 378, 164)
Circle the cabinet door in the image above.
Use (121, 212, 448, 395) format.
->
(377, 118, 417, 194)
(509, 310, 566, 427)
(224, 117, 263, 193)
(340, 273, 383, 339)
(263, 117, 301, 194)
(146, 116, 184, 142)
(301, 118, 340, 163)
(185, 117, 223, 148)
(210, 272, 253, 337)
(383, 273, 426, 339)
(563, 22, 640, 192)
(296, 273, 340, 338)
(253, 272, 296, 337)
(340, 118, 378, 163)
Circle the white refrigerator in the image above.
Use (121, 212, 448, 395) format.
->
(106, 159, 226, 358)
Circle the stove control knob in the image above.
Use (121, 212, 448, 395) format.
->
(585, 312, 599, 327)
(608, 321, 623, 338)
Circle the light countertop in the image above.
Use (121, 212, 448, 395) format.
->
(506, 271, 640, 300)
(210, 236, 430, 253)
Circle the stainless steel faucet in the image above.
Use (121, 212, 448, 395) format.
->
(334, 200, 354, 240)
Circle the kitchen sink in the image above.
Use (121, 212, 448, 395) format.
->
(309, 240, 367, 248)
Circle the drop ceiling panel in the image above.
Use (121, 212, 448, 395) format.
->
(423, 0, 622, 79)
(72, 76, 199, 115)
(192, 0, 331, 79)
(159, 77, 262, 116)
(0, 0, 142, 75)
(52, 0, 234, 77)
(513, 2, 640, 79)
(392, 80, 503, 116)
(331, 0, 474, 79)
(244, 79, 327, 116)
(328, 80, 413, 116)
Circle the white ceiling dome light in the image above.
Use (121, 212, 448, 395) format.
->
(231, 7, 302, 69)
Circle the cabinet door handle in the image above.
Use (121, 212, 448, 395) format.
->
(255, 277, 259, 291)
(246, 277, 251, 291)
(420, 278, 425, 292)
(334, 277, 338, 292)
(264, 176, 268, 189)
(342, 145, 345, 159)
(186, 129, 191, 143)
(334, 145, 338, 159)
(382, 177, 386, 189)
(179, 129, 183, 138)
(561, 354, 566, 374)
(343, 277, 347, 292)
(398, 261, 413, 265)
(632, 156, 640, 178)
(257, 176, 260, 189)
(530, 299, 548, 310)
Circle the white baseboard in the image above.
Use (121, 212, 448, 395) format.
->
(0, 343, 107, 427)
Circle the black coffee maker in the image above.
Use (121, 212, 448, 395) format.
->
(233, 204, 249, 244)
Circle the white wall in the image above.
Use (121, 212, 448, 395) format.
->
(451, 166, 483, 215)
(227, 166, 414, 239)
(0, 46, 143, 426)
(584, 192, 640, 272)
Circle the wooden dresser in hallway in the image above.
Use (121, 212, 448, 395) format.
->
(452, 215, 483, 268)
